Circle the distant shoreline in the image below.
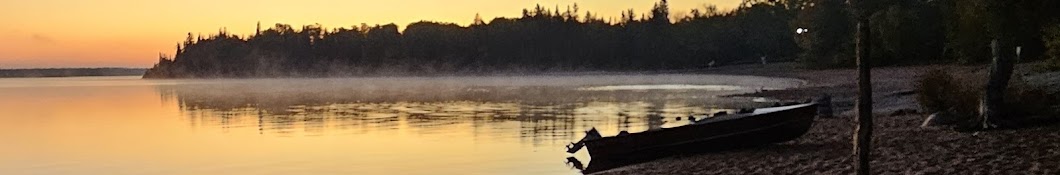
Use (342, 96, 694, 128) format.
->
(0, 68, 146, 78)
(136, 60, 789, 79)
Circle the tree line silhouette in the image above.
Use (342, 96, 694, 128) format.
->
(144, 0, 1060, 78)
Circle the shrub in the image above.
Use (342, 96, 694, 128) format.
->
(1004, 76, 1059, 119)
(1042, 24, 1060, 71)
(916, 69, 1059, 126)
(915, 69, 978, 118)
(915, 69, 954, 112)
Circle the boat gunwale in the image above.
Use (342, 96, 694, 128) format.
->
(595, 113, 815, 157)
(585, 103, 818, 143)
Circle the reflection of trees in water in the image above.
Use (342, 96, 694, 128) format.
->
(156, 83, 758, 146)
(515, 104, 578, 146)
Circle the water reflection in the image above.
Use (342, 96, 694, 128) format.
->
(0, 75, 802, 175)
(154, 78, 772, 146)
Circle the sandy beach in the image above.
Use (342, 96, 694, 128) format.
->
(593, 63, 1060, 174)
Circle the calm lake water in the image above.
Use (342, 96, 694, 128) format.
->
(0, 74, 803, 175)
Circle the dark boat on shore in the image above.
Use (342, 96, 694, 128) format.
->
(566, 102, 819, 170)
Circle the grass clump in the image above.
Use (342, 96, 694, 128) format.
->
(915, 69, 979, 119)
(915, 69, 1059, 127)
(1042, 24, 1060, 72)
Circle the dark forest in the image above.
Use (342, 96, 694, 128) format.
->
(143, 0, 1060, 78)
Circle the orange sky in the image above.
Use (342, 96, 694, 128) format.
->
(0, 0, 741, 68)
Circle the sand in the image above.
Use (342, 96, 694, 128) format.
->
(591, 63, 1060, 174)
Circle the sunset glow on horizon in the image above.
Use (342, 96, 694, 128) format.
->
(0, 0, 741, 68)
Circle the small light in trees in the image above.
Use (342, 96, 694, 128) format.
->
(796, 28, 809, 34)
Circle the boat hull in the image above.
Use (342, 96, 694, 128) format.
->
(583, 103, 818, 162)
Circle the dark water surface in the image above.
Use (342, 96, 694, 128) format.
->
(0, 74, 803, 175)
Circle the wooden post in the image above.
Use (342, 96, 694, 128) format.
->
(980, 39, 1016, 129)
(853, 17, 874, 175)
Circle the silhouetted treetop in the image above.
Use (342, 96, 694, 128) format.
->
(144, 0, 1060, 78)
(144, 0, 803, 78)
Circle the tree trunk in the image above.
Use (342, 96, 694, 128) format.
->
(854, 19, 874, 175)
(979, 39, 1016, 129)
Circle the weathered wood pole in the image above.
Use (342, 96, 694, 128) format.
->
(853, 12, 874, 175)
(979, 39, 1016, 129)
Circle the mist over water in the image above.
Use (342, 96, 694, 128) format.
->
(0, 74, 803, 175)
